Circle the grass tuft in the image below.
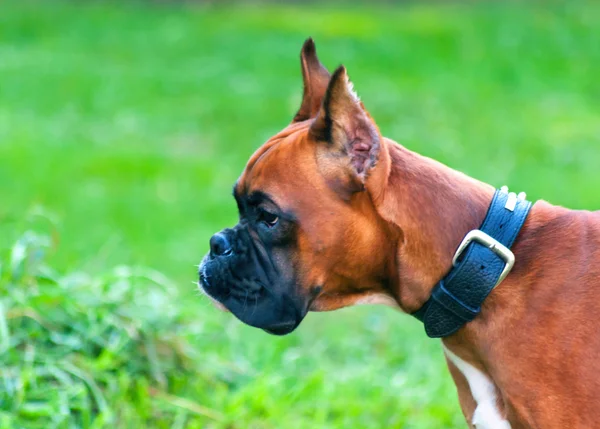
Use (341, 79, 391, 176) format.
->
(0, 215, 217, 428)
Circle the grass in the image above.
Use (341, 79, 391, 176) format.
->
(1, 1, 599, 428)
(1, 214, 198, 428)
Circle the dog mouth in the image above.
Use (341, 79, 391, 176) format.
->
(199, 266, 264, 302)
(262, 319, 299, 335)
(198, 271, 229, 312)
(199, 269, 210, 289)
(198, 259, 305, 335)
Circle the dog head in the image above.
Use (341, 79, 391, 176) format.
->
(199, 39, 400, 335)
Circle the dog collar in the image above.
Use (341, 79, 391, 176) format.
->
(412, 187, 532, 338)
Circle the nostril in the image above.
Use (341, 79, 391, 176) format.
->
(210, 233, 233, 257)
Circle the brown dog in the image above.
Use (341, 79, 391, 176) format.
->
(199, 39, 600, 428)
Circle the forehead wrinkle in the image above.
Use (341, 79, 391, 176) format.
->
(242, 122, 311, 174)
(239, 126, 310, 199)
(237, 126, 306, 197)
(251, 153, 321, 217)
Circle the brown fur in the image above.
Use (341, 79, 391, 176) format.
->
(232, 40, 600, 427)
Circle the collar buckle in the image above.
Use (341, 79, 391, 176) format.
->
(452, 229, 515, 289)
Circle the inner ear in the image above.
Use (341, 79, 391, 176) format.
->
(350, 139, 376, 176)
(310, 65, 381, 184)
(293, 38, 331, 123)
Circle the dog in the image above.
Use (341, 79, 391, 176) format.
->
(199, 39, 600, 428)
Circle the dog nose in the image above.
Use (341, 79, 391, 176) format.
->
(210, 232, 232, 257)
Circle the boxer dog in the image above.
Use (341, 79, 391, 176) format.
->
(199, 39, 600, 428)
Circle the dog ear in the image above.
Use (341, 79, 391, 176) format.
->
(293, 38, 331, 123)
(310, 65, 381, 184)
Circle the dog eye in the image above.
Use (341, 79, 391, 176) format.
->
(258, 210, 279, 228)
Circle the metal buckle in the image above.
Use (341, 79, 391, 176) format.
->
(452, 230, 515, 288)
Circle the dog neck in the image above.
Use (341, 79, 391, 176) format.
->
(369, 139, 495, 313)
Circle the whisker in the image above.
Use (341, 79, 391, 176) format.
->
(242, 289, 249, 314)
(250, 294, 259, 318)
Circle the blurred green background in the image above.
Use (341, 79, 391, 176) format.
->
(1, 1, 599, 428)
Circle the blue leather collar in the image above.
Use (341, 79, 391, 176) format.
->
(412, 187, 532, 338)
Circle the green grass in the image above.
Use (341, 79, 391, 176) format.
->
(1, 1, 599, 428)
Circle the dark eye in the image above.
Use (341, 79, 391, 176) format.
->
(258, 209, 279, 228)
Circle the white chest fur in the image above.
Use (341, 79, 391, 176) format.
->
(443, 345, 511, 429)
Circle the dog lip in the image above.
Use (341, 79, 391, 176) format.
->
(199, 268, 211, 288)
(197, 249, 304, 334)
(198, 272, 229, 313)
(262, 319, 299, 336)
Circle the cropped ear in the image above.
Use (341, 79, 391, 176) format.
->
(293, 38, 331, 122)
(310, 65, 381, 184)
